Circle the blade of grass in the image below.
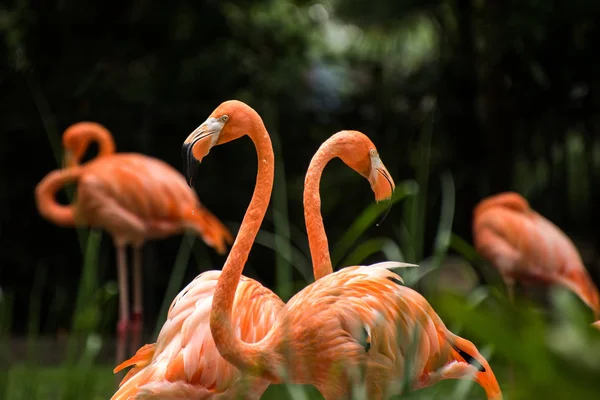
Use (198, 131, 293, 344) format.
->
(254, 228, 312, 283)
(284, 384, 310, 400)
(263, 210, 312, 261)
(339, 237, 405, 267)
(0, 291, 13, 400)
(331, 179, 418, 266)
(402, 106, 436, 263)
(64, 228, 102, 366)
(448, 233, 479, 264)
(431, 170, 455, 268)
(270, 117, 294, 301)
(153, 233, 195, 338)
(449, 233, 504, 286)
(27, 262, 46, 361)
(25, 72, 89, 252)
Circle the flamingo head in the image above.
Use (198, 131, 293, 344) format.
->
(334, 130, 395, 203)
(62, 121, 113, 168)
(182, 100, 263, 186)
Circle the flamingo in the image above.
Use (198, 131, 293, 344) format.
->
(34, 122, 233, 363)
(110, 113, 397, 399)
(304, 129, 395, 280)
(472, 191, 600, 318)
(179, 100, 501, 399)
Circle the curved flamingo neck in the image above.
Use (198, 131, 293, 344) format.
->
(90, 126, 116, 159)
(304, 143, 339, 280)
(72, 124, 116, 165)
(209, 117, 278, 375)
(35, 168, 80, 226)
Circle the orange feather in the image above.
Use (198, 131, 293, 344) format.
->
(473, 191, 600, 318)
(35, 122, 233, 364)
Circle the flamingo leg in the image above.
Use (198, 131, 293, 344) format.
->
(116, 244, 130, 366)
(131, 244, 144, 353)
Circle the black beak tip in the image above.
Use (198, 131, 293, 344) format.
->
(182, 142, 198, 187)
(181, 142, 190, 161)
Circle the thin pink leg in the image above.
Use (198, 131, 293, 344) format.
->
(131, 244, 144, 353)
(116, 244, 130, 365)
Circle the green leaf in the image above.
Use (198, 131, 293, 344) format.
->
(331, 179, 418, 266)
(339, 237, 405, 267)
(431, 170, 455, 267)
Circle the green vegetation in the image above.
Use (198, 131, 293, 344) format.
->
(4, 109, 600, 399)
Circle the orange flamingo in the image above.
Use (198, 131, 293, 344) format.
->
(34, 122, 233, 363)
(304, 130, 395, 280)
(593, 320, 600, 329)
(110, 119, 397, 399)
(181, 100, 500, 399)
(472, 192, 600, 318)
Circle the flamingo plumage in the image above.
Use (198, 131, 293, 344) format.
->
(472, 191, 600, 319)
(178, 100, 502, 399)
(110, 106, 397, 399)
(34, 122, 233, 363)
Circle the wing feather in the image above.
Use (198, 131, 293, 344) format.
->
(285, 264, 466, 390)
(112, 270, 284, 399)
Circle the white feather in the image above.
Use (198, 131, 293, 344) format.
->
(368, 261, 419, 270)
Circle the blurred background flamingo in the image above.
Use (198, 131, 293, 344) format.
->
(473, 192, 600, 319)
(34, 122, 233, 363)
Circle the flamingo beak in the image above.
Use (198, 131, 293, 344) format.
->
(182, 118, 223, 186)
(368, 154, 395, 227)
(369, 155, 395, 202)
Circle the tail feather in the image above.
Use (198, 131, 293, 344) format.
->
(186, 207, 234, 254)
(449, 335, 502, 400)
(558, 270, 600, 320)
(111, 343, 156, 399)
(114, 343, 156, 385)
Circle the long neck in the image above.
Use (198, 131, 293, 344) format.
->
(94, 127, 116, 158)
(304, 147, 337, 280)
(34, 168, 81, 226)
(80, 125, 116, 164)
(209, 121, 278, 376)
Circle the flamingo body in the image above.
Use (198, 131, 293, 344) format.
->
(173, 100, 501, 399)
(64, 154, 231, 248)
(255, 262, 501, 399)
(473, 192, 600, 318)
(112, 123, 403, 398)
(35, 122, 232, 363)
(112, 270, 283, 399)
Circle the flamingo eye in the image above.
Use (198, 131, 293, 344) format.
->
(369, 149, 377, 156)
(221, 115, 229, 122)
